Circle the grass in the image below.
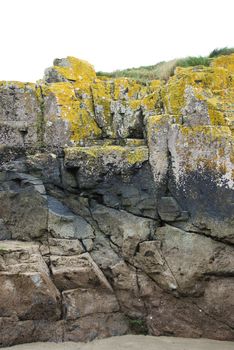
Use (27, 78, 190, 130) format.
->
(209, 47, 234, 58)
(176, 56, 210, 68)
(96, 47, 234, 83)
(97, 59, 178, 82)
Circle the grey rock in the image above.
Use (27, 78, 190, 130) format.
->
(0, 174, 48, 240)
(0, 219, 11, 240)
(91, 203, 156, 257)
(48, 238, 84, 256)
(48, 196, 94, 240)
(181, 86, 211, 126)
(158, 196, 181, 221)
(44, 67, 68, 83)
(111, 101, 144, 139)
(82, 238, 94, 252)
(0, 83, 41, 147)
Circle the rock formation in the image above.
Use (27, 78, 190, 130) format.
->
(0, 54, 233, 346)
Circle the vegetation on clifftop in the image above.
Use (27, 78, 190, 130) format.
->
(97, 47, 234, 82)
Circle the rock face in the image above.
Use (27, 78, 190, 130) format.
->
(0, 55, 233, 346)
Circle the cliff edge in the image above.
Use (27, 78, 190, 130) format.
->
(0, 54, 233, 346)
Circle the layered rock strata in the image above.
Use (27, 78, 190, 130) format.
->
(0, 55, 233, 346)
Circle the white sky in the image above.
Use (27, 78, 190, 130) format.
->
(0, 0, 233, 82)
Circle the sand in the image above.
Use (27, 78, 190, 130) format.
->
(2, 335, 234, 350)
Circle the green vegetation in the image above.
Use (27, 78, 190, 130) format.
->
(97, 59, 178, 82)
(97, 47, 234, 83)
(176, 56, 210, 68)
(209, 47, 234, 58)
(128, 318, 148, 335)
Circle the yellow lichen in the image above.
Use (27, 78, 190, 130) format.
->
(53, 56, 96, 82)
(211, 53, 234, 70)
(161, 54, 234, 129)
(113, 78, 142, 100)
(65, 145, 148, 165)
(0, 81, 36, 91)
(43, 82, 102, 142)
(126, 146, 148, 164)
(122, 139, 146, 146)
(230, 150, 234, 164)
(91, 79, 113, 133)
(38, 54, 234, 144)
(142, 91, 160, 114)
(180, 125, 232, 140)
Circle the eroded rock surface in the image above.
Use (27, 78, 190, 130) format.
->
(0, 55, 233, 346)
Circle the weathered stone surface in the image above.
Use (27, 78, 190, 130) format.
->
(0, 272, 61, 320)
(0, 82, 41, 147)
(62, 288, 119, 319)
(158, 196, 181, 221)
(25, 152, 62, 187)
(195, 278, 234, 329)
(48, 238, 84, 256)
(111, 261, 146, 318)
(134, 240, 178, 292)
(0, 173, 48, 240)
(90, 230, 121, 271)
(64, 313, 129, 342)
(0, 54, 233, 345)
(167, 124, 234, 242)
(0, 318, 64, 347)
(44, 56, 97, 83)
(0, 219, 11, 240)
(146, 114, 171, 193)
(154, 225, 234, 294)
(91, 203, 156, 258)
(181, 86, 211, 126)
(136, 273, 234, 340)
(146, 289, 234, 340)
(48, 196, 94, 240)
(0, 241, 61, 322)
(50, 252, 112, 292)
(0, 241, 49, 274)
(64, 145, 149, 190)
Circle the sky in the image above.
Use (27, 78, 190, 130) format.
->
(0, 0, 233, 82)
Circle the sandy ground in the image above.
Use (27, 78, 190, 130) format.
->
(3, 335, 234, 350)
